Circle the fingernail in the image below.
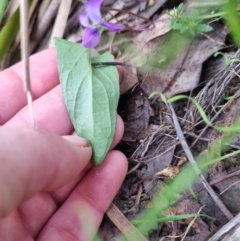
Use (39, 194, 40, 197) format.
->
(62, 135, 91, 148)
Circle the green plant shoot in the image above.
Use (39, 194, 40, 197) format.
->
(214, 51, 240, 65)
(167, 3, 213, 35)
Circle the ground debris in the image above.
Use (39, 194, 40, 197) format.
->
(138, 23, 227, 98)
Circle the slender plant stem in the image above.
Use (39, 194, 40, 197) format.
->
(20, 0, 35, 128)
(168, 103, 233, 220)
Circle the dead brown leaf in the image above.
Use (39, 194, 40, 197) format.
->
(138, 24, 227, 98)
(155, 165, 180, 178)
(122, 90, 152, 141)
(133, 12, 172, 48)
(120, 65, 138, 94)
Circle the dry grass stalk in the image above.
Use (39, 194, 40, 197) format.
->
(29, 0, 61, 53)
(106, 203, 148, 241)
(184, 49, 240, 132)
(168, 103, 233, 220)
(49, 0, 73, 47)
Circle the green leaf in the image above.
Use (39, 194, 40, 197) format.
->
(55, 38, 119, 165)
(195, 24, 213, 33)
(176, 3, 183, 15)
(171, 22, 184, 31)
(189, 186, 199, 202)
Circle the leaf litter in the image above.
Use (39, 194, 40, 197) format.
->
(137, 23, 227, 98)
(112, 2, 240, 240)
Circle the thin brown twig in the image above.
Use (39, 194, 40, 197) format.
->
(101, 7, 155, 28)
(127, 162, 141, 175)
(130, 144, 176, 164)
(211, 169, 240, 186)
(129, 185, 143, 213)
(170, 222, 178, 241)
(185, 131, 240, 149)
(180, 206, 204, 241)
(220, 180, 240, 195)
(178, 169, 240, 202)
(158, 206, 204, 241)
(168, 103, 233, 220)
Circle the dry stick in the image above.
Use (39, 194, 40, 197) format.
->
(168, 103, 233, 220)
(101, 7, 154, 28)
(64, 3, 84, 36)
(106, 203, 148, 241)
(49, 0, 72, 47)
(208, 212, 240, 241)
(20, 0, 35, 128)
(29, 0, 61, 53)
(220, 180, 240, 195)
(103, 1, 124, 21)
(186, 131, 240, 150)
(11, 0, 39, 57)
(37, 0, 51, 23)
(180, 206, 204, 241)
(211, 169, 240, 186)
(127, 162, 141, 174)
(129, 185, 143, 213)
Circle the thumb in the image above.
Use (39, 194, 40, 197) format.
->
(0, 127, 92, 218)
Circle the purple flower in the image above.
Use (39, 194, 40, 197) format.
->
(79, 0, 124, 48)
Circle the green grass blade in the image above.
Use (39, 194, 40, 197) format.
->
(150, 93, 212, 126)
(224, 0, 240, 46)
(0, 0, 8, 23)
(0, 9, 19, 62)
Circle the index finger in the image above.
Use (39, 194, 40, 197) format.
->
(0, 48, 59, 125)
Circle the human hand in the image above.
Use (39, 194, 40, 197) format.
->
(0, 49, 128, 241)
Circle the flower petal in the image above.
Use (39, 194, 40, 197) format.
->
(85, 0, 103, 23)
(79, 13, 91, 28)
(82, 28, 101, 48)
(101, 21, 124, 31)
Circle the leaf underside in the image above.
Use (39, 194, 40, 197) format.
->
(55, 38, 119, 165)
